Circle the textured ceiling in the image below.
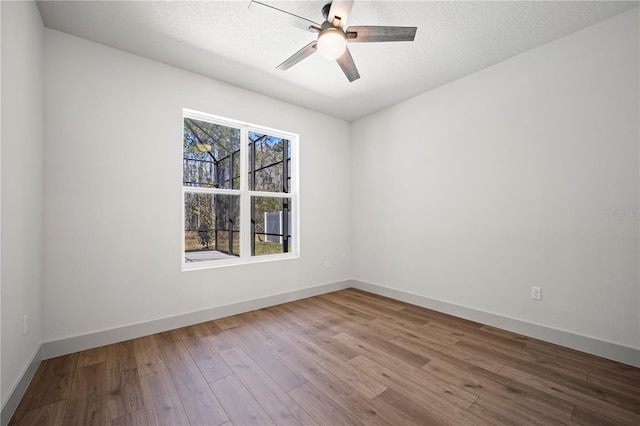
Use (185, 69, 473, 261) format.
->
(37, 1, 639, 121)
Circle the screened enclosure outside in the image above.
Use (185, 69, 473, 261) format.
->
(183, 110, 298, 267)
(252, 196, 293, 256)
(249, 131, 292, 257)
(249, 131, 291, 194)
(184, 193, 240, 259)
(183, 118, 240, 189)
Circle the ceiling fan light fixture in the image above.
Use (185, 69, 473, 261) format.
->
(317, 27, 346, 60)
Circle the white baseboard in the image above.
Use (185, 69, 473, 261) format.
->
(351, 279, 640, 368)
(1, 345, 42, 426)
(41, 280, 353, 360)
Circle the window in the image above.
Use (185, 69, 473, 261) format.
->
(182, 109, 298, 269)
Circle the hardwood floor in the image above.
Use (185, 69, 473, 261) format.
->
(9, 288, 640, 425)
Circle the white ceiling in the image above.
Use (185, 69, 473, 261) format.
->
(36, 0, 638, 121)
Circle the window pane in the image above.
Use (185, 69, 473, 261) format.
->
(184, 193, 240, 262)
(252, 196, 293, 256)
(248, 132, 290, 193)
(184, 118, 240, 189)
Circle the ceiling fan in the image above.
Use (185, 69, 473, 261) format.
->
(249, 0, 417, 82)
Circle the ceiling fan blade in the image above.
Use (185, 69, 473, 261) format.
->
(276, 41, 318, 70)
(336, 47, 360, 82)
(327, 0, 354, 28)
(249, 1, 321, 33)
(346, 26, 417, 42)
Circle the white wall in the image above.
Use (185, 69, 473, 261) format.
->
(1, 0, 44, 410)
(42, 29, 351, 343)
(351, 9, 639, 351)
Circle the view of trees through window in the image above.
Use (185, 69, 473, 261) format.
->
(249, 131, 292, 256)
(183, 112, 295, 265)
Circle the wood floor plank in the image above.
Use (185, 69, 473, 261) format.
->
(26, 353, 78, 411)
(248, 308, 289, 333)
(499, 365, 640, 425)
(390, 334, 504, 373)
(158, 340, 229, 425)
(8, 361, 47, 425)
(457, 337, 590, 382)
(332, 331, 430, 369)
(587, 371, 640, 406)
(398, 303, 485, 329)
(77, 346, 107, 368)
(321, 292, 428, 326)
(209, 374, 275, 426)
(268, 302, 361, 360)
(479, 324, 534, 344)
(139, 369, 189, 426)
(132, 335, 166, 377)
(248, 306, 297, 333)
(506, 341, 592, 381)
(348, 354, 478, 412)
(425, 319, 529, 352)
(523, 342, 633, 383)
(212, 313, 245, 330)
(17, 400, 66, 426)
(288, 382, 362, 426)
(228, 326, 307, 392)
(154, 330, 182, 347)
(571, 404, 635, 426)
(371, 387, 452, 426)
(313, 334, 362, 361)
(287, 298, 335, 322)
(340, 288, 407, 311)
(468, 398, 577, 426)
(308, 296, 378, 325)
(269, 304, 338, 341)
(62, 362, 107, 426)
(202, 321, 244, 353)
(421, 357, 575, 422)
(106, 409, 149, 426)
(232, 309, 296, 356)
(370, 317, 461, 346)
(501, 359, 640, 414)
(174, 323, 233, 383)
(280, 350, 392, 426)
(106, 341, 144, 421)
(327, 311, 399, 342)
(342, 289, 412, 312)
(219, 346, 316, 425)
(467, 400, 522, 425)
(278, 329, 388, 399)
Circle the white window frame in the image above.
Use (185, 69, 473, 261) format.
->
(182, 109, 300, 271)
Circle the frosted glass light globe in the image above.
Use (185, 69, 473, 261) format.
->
(317, 28, 346, 60)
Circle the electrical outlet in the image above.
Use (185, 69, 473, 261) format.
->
(23, 315, 28, 336)
(324, 260, 330, 269)
(531, 287, 542, 301)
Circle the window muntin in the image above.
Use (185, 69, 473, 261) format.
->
(182, 110, 298, 269)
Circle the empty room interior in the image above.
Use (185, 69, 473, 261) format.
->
(2, 0, 640, 425)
